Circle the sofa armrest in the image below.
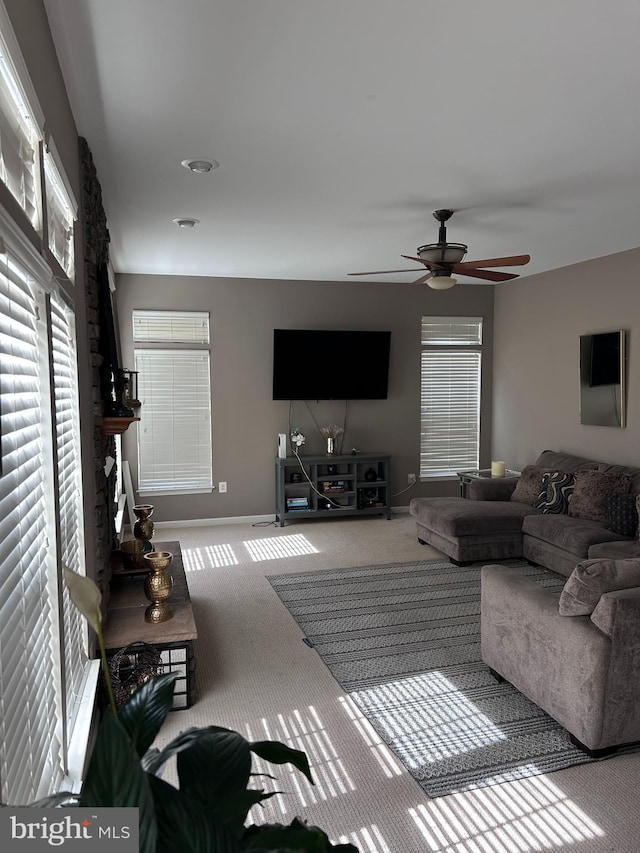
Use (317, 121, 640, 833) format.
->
(481, 563, 612, 749)
(467, 477, 518, 501)
(590, 587, 640, 644)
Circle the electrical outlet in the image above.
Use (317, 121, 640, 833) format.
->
(408, 473, 417, 485)
(218, 481, 227, 493)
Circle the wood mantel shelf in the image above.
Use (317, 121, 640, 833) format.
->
(100, 416, 140, 435)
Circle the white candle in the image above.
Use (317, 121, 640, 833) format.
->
(491, 460, 506, 477)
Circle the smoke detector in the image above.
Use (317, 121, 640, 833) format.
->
(181, 158, 219, 173)
(172, 217, 200, 228)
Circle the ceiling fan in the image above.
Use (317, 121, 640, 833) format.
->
(348, 209, 530, 289)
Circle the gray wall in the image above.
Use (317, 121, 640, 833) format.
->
(116, 274, 494, 522)
(493, 247, 640, 470)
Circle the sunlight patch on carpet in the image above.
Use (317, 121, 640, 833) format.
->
(339, 695, 404, 778)
(335, 824, 392, 853)
(409, 773, 604, 850)
(245, 703, 355, 824)
(350, 671, 507, 767)
(243, 533, 319, 562)
(182, 543, 239, 570)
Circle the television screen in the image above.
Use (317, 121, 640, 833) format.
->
(272, 329, 391, 400)
(589, 331, 621, 386)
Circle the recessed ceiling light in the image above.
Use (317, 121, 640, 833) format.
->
(181, 158, 219, 173)
(172, 217, 200, 228)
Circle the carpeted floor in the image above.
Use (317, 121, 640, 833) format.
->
(267, 558, 625, 797)
(151, 517, 640, 852)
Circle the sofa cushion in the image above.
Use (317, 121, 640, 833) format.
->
(589, 540, 640, 560)
(523, 513, 628, 558)
(510, 465, 554, 505)
(604, 493, 639, 537)
(535, 449, 640, 495)
(533, 471, 575, 514)
(568, 470, 631, 523)
(409, 496, 535, 537)
(559, 558, 640, 616)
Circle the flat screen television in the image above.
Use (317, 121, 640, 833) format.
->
(589, 331, 621, 386)
(272, 329, 391, 400)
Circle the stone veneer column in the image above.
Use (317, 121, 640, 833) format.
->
(79, 136, 117, 609)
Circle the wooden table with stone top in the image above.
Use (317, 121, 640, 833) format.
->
(103, 540, 197, 709)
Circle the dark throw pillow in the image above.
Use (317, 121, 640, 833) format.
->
(568, 470, 631, 523)
(559, 558, 640, 616)
(510, 465, 554, 506)
(604, 493, 639, 537)
(533, 471, 576, 514)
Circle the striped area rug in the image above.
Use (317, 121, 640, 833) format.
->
(267, 558, 612, 797)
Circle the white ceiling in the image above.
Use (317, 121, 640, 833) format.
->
(43, 0, 640, 284)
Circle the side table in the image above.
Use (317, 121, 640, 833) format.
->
(456, 468, 520, 498)
(104, 540, 197, 709)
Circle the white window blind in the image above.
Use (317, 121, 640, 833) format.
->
(0, 250, 64, 804)
(50, 292, 88, 742)
(133, 310, 209, 344)
(420, 317, 482, 478)
(134, 310, 212, 494)
(0, 23, 42, 231)
(44, 149, 76, 279)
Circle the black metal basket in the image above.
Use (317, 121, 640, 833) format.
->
(106, 641, 164, 710)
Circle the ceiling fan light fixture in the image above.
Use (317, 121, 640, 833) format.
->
(428, 275, 457, 290)
(181, 158, 219, 173)
(417, 242, 467, 264)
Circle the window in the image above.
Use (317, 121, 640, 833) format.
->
(133, 310, 213, 494)
(43, 144, 77, 280)
(420, 317, 482, 478)
(50, 292, 89, 744)
(0, 213, 92, 805)
(0, 6, 92, 805)
(0, 3, 43, 231)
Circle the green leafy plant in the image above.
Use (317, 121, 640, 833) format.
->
(63, 567, 360, 852)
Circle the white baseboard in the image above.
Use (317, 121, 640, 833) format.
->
(124, 507, 409, 533)
(128, 514, 276, 532)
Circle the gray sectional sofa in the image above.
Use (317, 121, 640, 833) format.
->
(410, 449, 640, 575)
(481, 559, 640, 755)
(410, 448, 640, 754)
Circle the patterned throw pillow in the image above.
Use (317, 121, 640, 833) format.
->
(533, 471, 575, 514)
(568, 470, 632, 523)
(604, 493, 639, 537)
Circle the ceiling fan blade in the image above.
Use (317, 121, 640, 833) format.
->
(412, 272, 433, 285)
(455, 254, 530, 270)
(401, 254, 430, 265)
(454, 268, 520, 282)
(348, 267, 425, 276)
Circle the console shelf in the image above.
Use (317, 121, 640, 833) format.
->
(275, 453, 392, 527)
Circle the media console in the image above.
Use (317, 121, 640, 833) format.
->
(275, 453, 392, 527)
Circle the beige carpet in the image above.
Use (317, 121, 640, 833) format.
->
(153, 514, 640, 853)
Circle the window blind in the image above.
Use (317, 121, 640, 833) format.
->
(133, 310, 209, 344)
(0, 252, 64, 804)
(44, 150, 75, 279)
(420, 317, 482, 478)
(135, 348, 213, 492)
(50, 293, 88, 743)
(0, 48, 41, 230)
